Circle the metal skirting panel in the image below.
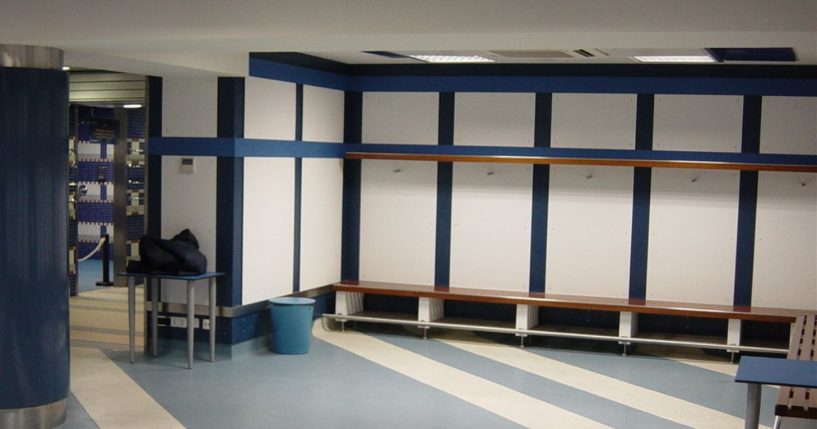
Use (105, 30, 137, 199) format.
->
(0, 399, 66, 429)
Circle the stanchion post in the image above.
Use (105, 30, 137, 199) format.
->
(96, 234, 114, 286)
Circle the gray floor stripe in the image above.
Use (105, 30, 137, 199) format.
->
(518, 336, 778, 427)
(372, 328, 689, 429)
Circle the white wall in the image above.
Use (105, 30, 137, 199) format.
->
(244, 77, 296, 140)
(551, 93, 636, 149)
(760, 96, 817, 155)
(362, 92, 438, 145)
(450, 163, 532, 291)
(242, 157, 295, 304)
(303, 85, 344, 142)
(653, 94, 743, 152)
(160, 156, 217, 304)
(359, 160, 437, 285)
(454, 93, 535, 147)
(162, 76, 217, 138)
(546, 166, 633, 298)
(300, 158, 344, 290)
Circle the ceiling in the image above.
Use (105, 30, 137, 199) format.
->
(2, 0, 815, 76)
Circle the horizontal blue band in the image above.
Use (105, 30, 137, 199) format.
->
(250, 58, 349, 91)
(150, 137, 817, 167)
(249, 58, 817, 96)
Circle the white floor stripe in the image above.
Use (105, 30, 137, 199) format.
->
(437, 333, 771, 429)
(314, 325, 611, 429)
(70, 347, 185, 429)
(668, 356, 738, 377)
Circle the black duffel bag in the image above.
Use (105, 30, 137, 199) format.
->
(135, 229, 207, 275)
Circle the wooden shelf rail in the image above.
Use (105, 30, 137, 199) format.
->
(346, 152, 817, 173)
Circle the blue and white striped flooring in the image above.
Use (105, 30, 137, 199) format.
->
(62, 322, 816, 429)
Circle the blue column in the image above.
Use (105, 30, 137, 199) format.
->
(0, 46, 69, 427)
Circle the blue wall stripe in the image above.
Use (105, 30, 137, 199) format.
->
(734, 96, 763, 307)
(215, 77, 245, 307)
(529, 93, 552, 293)
(348, 76, 817, 96)
(249, 57, 817, 96)
(217, 77, 245, 138)
(293, 84, 303, 292)
(629, 94, 655, 300)
(148, 136, 817, 167)
(250, 57, 349, 91)
(341, 91, 362, 281)
(435, 93, 454, 286)
(146, 77, 163, 239)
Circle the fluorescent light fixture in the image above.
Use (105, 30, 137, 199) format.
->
(123, 104, 142, 109)
(409, 54, 494, 63)
(62, 66, 70, 71)
(633, 55, 715, 63)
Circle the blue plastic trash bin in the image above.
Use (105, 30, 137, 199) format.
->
(269, 297, 316, 354)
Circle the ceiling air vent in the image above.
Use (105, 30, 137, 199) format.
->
(489, 50, 574, 59)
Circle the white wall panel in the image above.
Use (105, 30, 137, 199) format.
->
(300, 158, 343, 291)
(303, 85, 344, 142)
(360, 160, 436, 284)
(242, 158, 295, 304)
(244, 77, 296, 140)
(752, 172, 817, 310)
(362, 92, 438, 145)
(760, 96, 817, 155)
(653, 95, 743, 152)
(545, 165, 633, 298)
(162, 77, 217, 137)
(551, 93, 636, 150)
(647, 169, 739, 305)
(450, 163, 532, 291)
(454, 93, 535, 147)
(160, 156, 217, 304)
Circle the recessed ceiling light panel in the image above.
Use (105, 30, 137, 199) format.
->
(633, 55, 715, 63)
(409, 54, 494, 63)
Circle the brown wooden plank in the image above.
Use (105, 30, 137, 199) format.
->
(345, 152, 817, 173)
(333, 280, 807, 322)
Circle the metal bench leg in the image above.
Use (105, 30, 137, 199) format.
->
(772, 416, 781, 429)
(187, 281, 195, 370)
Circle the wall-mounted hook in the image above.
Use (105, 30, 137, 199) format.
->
(586, 173, 593, 180)
(691, 176, 698, 183)
(487, 170, 495, 176)
(392, 168, 402, 174)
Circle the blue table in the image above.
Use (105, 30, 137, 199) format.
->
(117, 272, 224, 369)
(735, 356, 817, 429)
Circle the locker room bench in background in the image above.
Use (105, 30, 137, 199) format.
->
(324, 280, 811, 357)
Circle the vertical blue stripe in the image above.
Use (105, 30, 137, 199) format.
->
(629, 94, 654, 300)
(146, 77, 163, 239)
(293, 84, 303, 292)
(734, 96, 762, 307)
(341, 92, 362, 280)
(529, 93, 552, 293)
(216, 77, 245, 307)
(435, 93, 454, 286)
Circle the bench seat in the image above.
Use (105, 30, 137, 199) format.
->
(775, 315, 817, 423)
(327, 280, 810, 356)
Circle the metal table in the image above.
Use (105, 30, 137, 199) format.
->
(735, 356, 817, 429)
(117, 272, 224, 369)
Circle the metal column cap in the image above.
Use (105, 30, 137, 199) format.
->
(0, 44, 63, 70)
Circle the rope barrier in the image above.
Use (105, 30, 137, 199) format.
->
(78, 235, 108, 262)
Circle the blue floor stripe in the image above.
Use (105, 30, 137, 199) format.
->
(371, 329, 688, 429)
(105, 339, 523, 429)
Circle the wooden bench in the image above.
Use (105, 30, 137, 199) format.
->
(774, 314, 817, 427)
(325, 280, 807, 356)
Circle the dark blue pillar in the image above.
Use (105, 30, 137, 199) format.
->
(0, 46, 69, 427)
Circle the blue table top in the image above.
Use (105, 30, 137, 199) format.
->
(117, 272, 224, 280)
(736, 356, 817, 388)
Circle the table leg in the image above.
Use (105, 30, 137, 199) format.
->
(151, 277, 158, 357)
(128, 277, 135, 364)
(745, 383, 761, 429)
(209, 276, 216, 362)
(187, 280, 195, 369)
